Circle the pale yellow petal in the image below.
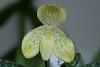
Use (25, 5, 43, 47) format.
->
(53, 28, 75, 63)
(40, 29, 55, 61)
(22, 25, 46, 58)
(37, 4, 67, 26)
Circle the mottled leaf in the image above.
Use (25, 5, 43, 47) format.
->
(0, 59, 24, 67)
(80, 61, 100, 67)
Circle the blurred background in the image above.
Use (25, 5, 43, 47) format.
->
(0, 0, 100, 67)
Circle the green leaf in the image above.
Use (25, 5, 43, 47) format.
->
(0, 59, 25, 67)
(80, 61, 100, 67)
(0, 3, 18, 26)
(61, 53, 81, 67)
(27, 6, 43, 28)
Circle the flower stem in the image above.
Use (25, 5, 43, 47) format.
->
(45, 60, 49, 67)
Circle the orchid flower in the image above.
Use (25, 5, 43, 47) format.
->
(22, 4, 75, 63)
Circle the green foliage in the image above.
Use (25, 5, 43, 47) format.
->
(0, 3, 18, 26)
(80, 61, 100, 67)
(1, 53, 100, 67)
(0, 59, 24, 67)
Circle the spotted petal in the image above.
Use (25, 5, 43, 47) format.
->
(22, 26, 46, 58)
(53, 28, 75, 63)
(37, 4, 67, 26)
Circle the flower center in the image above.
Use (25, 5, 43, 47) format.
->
(44, 29, 53, 39)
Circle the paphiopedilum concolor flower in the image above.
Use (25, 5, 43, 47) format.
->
(22, 4, 75, 63)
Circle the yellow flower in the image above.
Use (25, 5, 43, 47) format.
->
(21, 4, 75, 63)
(22, 25, 75, 63)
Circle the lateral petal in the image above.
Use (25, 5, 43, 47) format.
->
(22, 26, 45, 58)
(53, 28, 75, 63)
